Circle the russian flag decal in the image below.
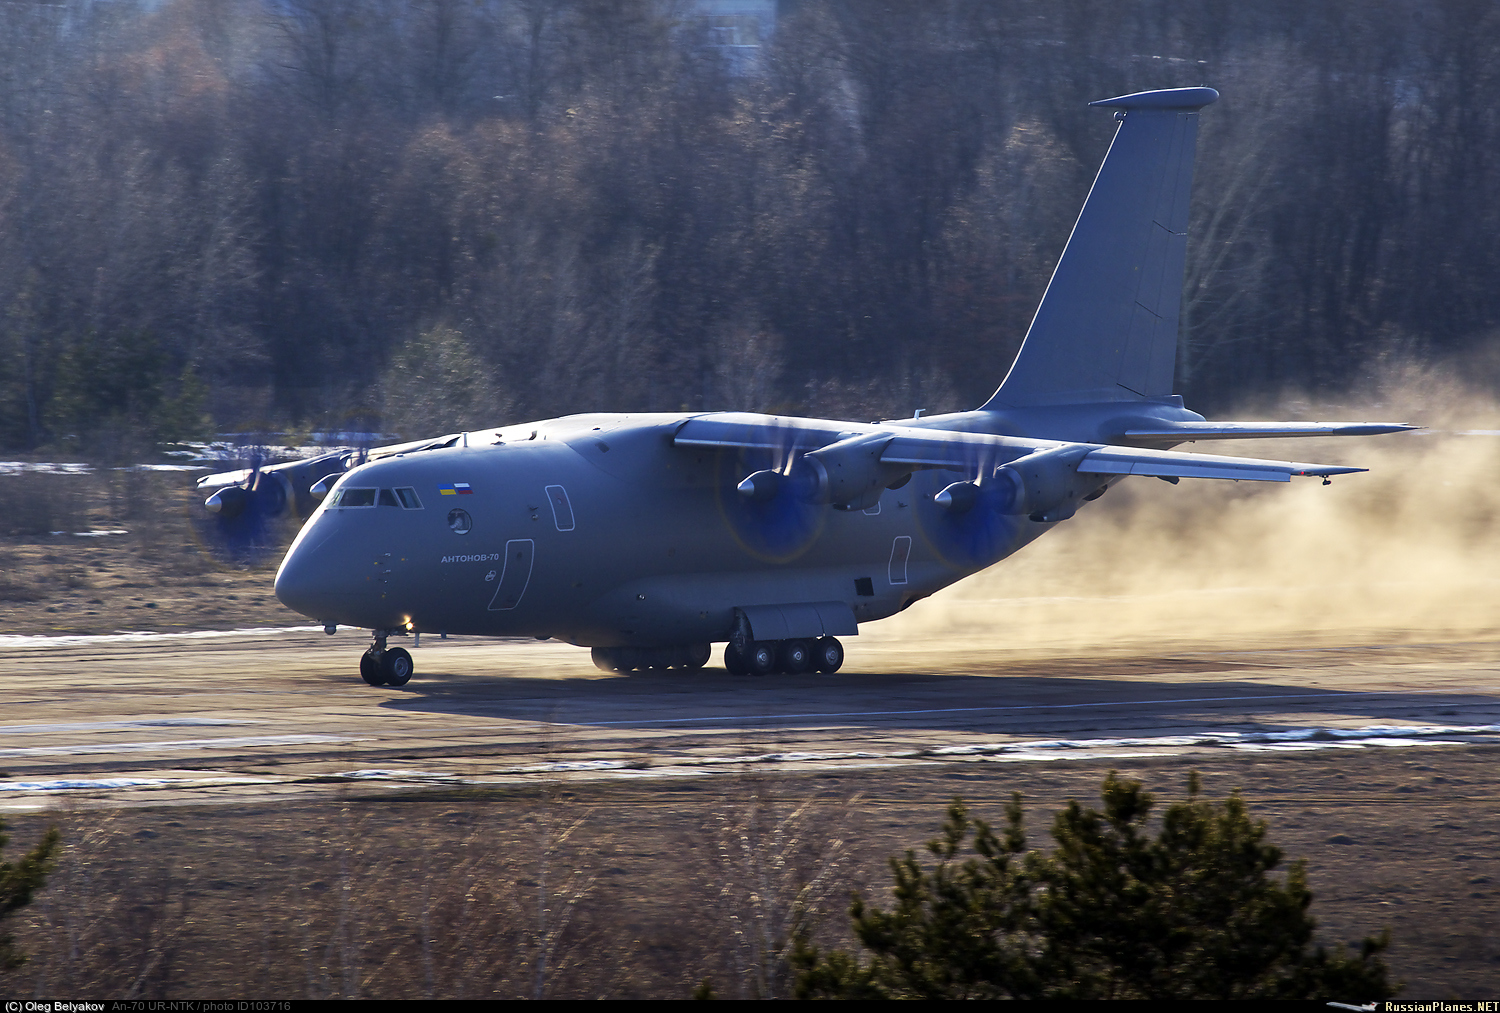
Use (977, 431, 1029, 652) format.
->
(438, 482, 474, 495)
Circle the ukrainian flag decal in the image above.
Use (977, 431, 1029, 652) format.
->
(438, 482, 474, 496)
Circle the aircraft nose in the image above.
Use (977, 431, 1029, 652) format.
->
(275, 526, 361, 622)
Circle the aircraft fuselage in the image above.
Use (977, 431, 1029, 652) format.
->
(273, 410, 1100, 648)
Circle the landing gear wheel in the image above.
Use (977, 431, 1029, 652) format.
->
(360, 650, 387, 686)
(681, 643, 712, 671)
(381, 647, 414, 687)
(746, 641, 777, 676)
(813, 636, 844, 674)
(779, 638, 813, 674)
(724, 643, 749, 676)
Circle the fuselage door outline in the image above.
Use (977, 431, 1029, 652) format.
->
(888, 535, 911, 586)
(545, 485, 575, 532)
(488, 539, 536, 611)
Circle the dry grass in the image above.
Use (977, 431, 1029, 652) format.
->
(0, 470, 295, 635)
(5, 750, 1499, 999)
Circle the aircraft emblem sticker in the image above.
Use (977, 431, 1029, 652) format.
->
(447, 508, 472, 534)
(439, 482, 474, 496)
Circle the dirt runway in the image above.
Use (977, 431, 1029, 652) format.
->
(2, 627, 1498, 998)
(3, 626, 1497, 808)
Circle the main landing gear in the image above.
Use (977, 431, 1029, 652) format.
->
(724, 636, 843, 676)
(360, 629, 414, 687)
(591, 644, 713, 672)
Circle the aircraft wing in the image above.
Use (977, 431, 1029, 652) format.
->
(674, 414, 1362, 483)
(195, 450, 353, 492)
(880, 436, 1360, 482)
(672, 413, 861, 451)
(194, 432, 467, 494)
(1118, 421, 1417, 445)
(1076, 446, 1363, 482)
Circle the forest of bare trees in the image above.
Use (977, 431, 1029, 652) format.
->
(0, 0, 1496, 453)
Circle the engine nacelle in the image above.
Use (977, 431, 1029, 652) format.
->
(991, 445, 1094, 522)
(802, 433, 912, 510)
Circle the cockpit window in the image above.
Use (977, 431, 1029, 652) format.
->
(331, 486, 422, 509)
(333, 487, 376, 507)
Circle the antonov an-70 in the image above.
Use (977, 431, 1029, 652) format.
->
(205, 87, 1413, 686)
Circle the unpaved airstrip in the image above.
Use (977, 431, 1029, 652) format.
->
(2, 626, 1497, 807)
(2, 625, 1498, 998)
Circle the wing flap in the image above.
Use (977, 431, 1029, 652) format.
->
(672, 413, 856, 451)
(1121, 421, 1418, 444)
(879, 431, 1018, 468)
(1081, 446, 1365, 482)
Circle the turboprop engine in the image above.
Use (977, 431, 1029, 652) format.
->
(738, 433, 915, 511)
(934, 445, 1097, 523)
(736, 432, 1103, 521)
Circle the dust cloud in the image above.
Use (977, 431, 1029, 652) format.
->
(878, 369, 1500, 656)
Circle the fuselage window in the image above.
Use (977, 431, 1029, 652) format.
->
(395, 487, 423, 509)
(334, 488, 377, 508)
(378, 488, 400, 507)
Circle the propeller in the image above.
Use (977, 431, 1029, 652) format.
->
(194, 440, 357, 565)
(914, 442, 1037, 570)
(714, 418, 829, 562)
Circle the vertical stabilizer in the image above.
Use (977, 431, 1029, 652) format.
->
(983, 87, 1217, 409)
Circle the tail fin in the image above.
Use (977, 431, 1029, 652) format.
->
(983, 87, 1218, 409)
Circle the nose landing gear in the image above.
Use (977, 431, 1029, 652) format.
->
(359, 629, 415, 687)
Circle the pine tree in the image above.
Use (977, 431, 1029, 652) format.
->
(794, 773, 1396, 1001)
(0, 819, 60, 973)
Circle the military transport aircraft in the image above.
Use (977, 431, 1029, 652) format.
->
(201, 86, 1414, 687)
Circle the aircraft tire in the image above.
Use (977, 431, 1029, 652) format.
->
(723, 643, 749, 676)
(682, 643, 712, 670)
(381, 647, 414, 687)
(813, 636, 844, 674)
(779, 639, 813, 674)
(590, 647, 621, 672)
(360, 650, 386, 686)
(746, 641, 777, 676)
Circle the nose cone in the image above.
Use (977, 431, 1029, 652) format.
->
(275, 523, 369, 625)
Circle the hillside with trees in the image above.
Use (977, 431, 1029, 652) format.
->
(1, 0, 1496, 452)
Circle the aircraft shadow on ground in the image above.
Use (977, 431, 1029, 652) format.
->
(371, 668, 1500, 736)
